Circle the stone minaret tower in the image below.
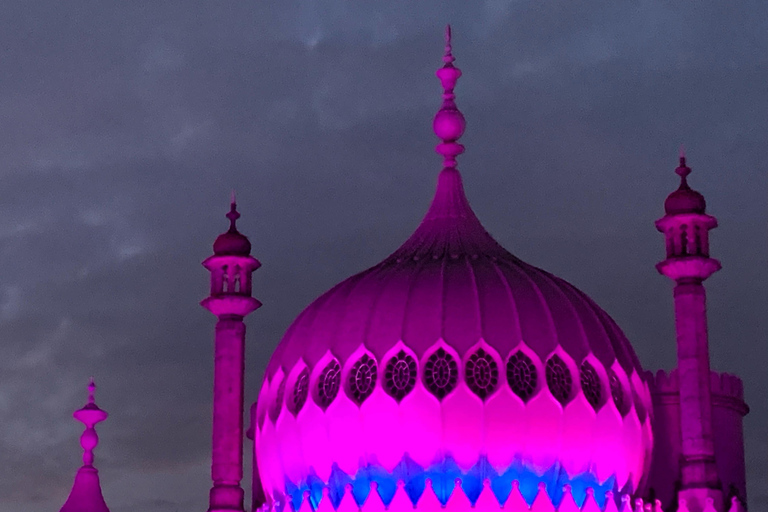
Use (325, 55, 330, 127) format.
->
(656, 153, 723, 512)
(202, 196, 261, 512)
(59, 379, 110, 512)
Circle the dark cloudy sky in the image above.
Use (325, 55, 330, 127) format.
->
(0, 2, 765, 511)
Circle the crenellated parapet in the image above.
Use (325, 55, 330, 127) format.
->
(646, 369, 748, 415)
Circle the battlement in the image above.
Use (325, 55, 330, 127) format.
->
(709, 371, 744, 400)
(646, 369, 679, 395)
(646, 369, 748, 415)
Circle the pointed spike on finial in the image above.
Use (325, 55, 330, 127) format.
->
(443, 25, 454, 64)
(88, 377, 96, 404)
(225, 193, 241, 231)
(231, 189, 237, 206)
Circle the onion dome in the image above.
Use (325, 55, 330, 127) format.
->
(60, 379, 110, 512)
(664, 152, 706, 215)
(213, 194, 252, 256)
(254, 27, 652, 512)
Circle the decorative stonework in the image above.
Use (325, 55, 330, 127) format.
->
(465, 348, 499, 400)
(546, 355, 572, 405)
(424, 348, 459, 399)
(580, 362, 602, 410)
(292, 368, 310, 414)
(316, 360, 341, 409)
(254, 31, 654, 511)
(383, 350, 417, 401)
(507, 351, 538, 402)
(608, 369, 625, 414)
(347, 354, 377, 404)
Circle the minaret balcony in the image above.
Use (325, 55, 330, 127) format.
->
(201, 295, 262, 318)
(656, 255, 721, 282)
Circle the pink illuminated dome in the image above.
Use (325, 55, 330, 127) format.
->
(254, 28, 653, 512)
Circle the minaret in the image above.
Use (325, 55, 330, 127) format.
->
(656, 152, 722, 511)
(60, 379, 110, 512)
(201, 194, 261, 512)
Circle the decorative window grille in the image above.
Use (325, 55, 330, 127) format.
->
(545, 355, 572, 405)
(580, 361, 602, 410)
(507, 351, 538, 402)
(348, 354, 378, 404)
(292, 368, 309, 413)
(316, 360, 341, 409)
(424, 348, 458, 399)
(609, 369, 625, 413)
(465, 348, 499, 399)
(384, 350, 417, 401)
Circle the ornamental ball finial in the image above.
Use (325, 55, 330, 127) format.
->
(434, 25, 465, 167)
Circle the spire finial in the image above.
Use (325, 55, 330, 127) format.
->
(444, 25, 454, 65)
(226, 192, 241, 232)
(433, 25, 465, 169)
(675, 149, 692, 185)
(74, 379, 108, 467)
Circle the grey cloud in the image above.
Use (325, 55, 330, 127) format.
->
(0, 1, 765, 511)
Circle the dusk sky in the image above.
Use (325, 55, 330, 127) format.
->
(0, 2, 765, 511)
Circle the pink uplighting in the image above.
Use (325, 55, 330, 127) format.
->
(253, 25, 654, 512)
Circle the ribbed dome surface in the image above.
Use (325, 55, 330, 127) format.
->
(265, 168, 642, 377)
(255, 167, 653, 510)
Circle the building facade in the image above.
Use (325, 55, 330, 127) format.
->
(57, 28, 750, 512)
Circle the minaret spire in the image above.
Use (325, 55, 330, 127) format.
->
(656, 154, 723, 512)
(202, 199, 262, 512)
(59, 380, 110, 512)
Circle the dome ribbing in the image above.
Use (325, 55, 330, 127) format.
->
(254, 28, 652, 511)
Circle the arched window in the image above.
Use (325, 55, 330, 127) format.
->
(292, 368, 309, 414)
(347, 354, 377, 404)
(609, 369, 625, 413)
(465, 348, 499, 399)
(580, 361, 602, 410)
(424, 348, 458, 399)
(384, 350, 417, 401)
(507, 351, 538, 402)
(315, 360, 341, 409)
(545, 355, 572, 405)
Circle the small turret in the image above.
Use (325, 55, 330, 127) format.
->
(201, 194, 262, 318)
(656, 153, 724, 512)
(656, 151, 721, 281)
(202, 195, 261, 512)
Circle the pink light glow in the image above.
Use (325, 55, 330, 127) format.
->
(59, 380, 110, 512)
(253, 28, 653, 510)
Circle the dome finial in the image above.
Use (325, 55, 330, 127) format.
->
(433, 24, 466, 169)
(675, 148, 692, 186)
(226, 191, 241, 232)
(59, 379, 110, 512)
(73, 379, 108, 467)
